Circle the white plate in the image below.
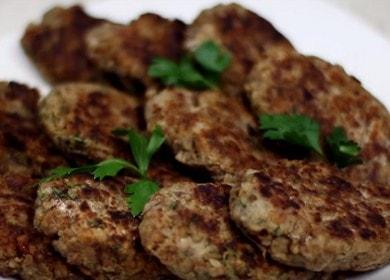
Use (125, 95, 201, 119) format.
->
(0, 0, 389, 279)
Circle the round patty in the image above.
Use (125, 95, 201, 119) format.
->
(39, 83, 140, 162)
(86, 13, 186, 88)
(0, 81, 65, 177)
(140, 180, 319, 279)
(185, 3, 293, 97)
(245, 49, 390, 185)
(230, 160, 390, 272)
(0, 174, 82, 280)
(145, 88, 273, 178)
(35, 174, 174, 280)
(21, 6, 106, 84)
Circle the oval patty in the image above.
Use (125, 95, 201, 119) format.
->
(39, 83, 141, 162)
(140, 180, 319, 279)
(245, 49, 390, 185)
(35, 174, 174, 280)
(230, 160, 390, 272)
(185, 3, 294, 97)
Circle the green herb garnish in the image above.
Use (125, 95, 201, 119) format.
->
(148, 40, 231, 90)
(326, 127, 362, 168)
(44, 126, 165, 216)
(260, 114, 323, 155)
(125, 179, 159, 216)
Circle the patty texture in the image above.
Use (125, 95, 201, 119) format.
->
(0, 81, 65, 176)
(245, 50, 390, 185)
(86, 13, 186, 89)
(0, 81, 81, 279)
(0, 174, 82, 280)
(140, 180, 319, 279)
(35, 174, 174, 280)
(185, 3, 294, 97)
(145, 88, 272, 178)
(39, 83, 140, 162)
(230, 160, 390, 272)
(21, 6, 106, 84)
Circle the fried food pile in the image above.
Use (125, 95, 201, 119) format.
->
(0, 3, 388, 279)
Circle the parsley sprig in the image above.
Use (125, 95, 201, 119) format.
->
(44, 126, 165, 216)
(259, 114, 361, 167)
(148, 41, 231, 90)
(326, 127, 362, 168)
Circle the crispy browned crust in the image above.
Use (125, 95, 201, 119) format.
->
(140, 180, 319, 279)
(86, 13, 186, 87)
(21, 6, 106, 84)
(0, 82, 82, 279)
(35, 175, 174, 280)
(185, 3, 294, 97)
(230, 160, 390, 272)
(0, 81, 65, 177)
(39, 83, 141, 162)
(0, 175, 83, 280)
(145, 88, 275, 178)
(245, 50, 390, 185)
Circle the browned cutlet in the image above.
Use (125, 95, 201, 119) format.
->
(39, 83, 141, 162)
(21, 6, 106, 84)
(35, 174, 175, 280)
(0, 81, 65, 177)
(185, 3, 294, 97)
(245, 49, 390, 185)
(86, 13, 186, 89)
(230, 160, 390, 272)
(0, 174, 83, 280)
(145, 87, 274, 179)
(0, 81, 82, 279)
(140, 180, 320, 279)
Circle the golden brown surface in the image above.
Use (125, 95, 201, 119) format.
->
(245, 50, 390, 185)
(35, 174, 174, 280)
(86, 13, 186, 89)
(140, 180, 319, 279)
(0, 175, 83, 280)
(185, 3, 294, 97)
(21, 6, 106, 84)
(145, 87, 274, 178)
(39, 83, 140, 162)
(230, 160, 390, 272)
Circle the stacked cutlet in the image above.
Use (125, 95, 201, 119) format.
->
(0, 3, 388, 280)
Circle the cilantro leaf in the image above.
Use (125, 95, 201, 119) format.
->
(147, 41, 230, 90)
(125, 179, 159, 216)
(92, 159, 138, 180)
(260, 114, 323, 155)
(194, 41, 231, 73)
(326, 127, 362, 168)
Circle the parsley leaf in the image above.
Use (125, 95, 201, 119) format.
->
(125, 179, 159, 216)
(93, 159, 139, 180)
(42, 165, 96, 182)
(260, 114, 323, 155)
(114, 126, 165, 177)
(148, 41, 231, 90)
(326, 127, 362, 168)
(194, 41, 231, 73)
(44, 126, 165, 217)
(148, 58, 181, 86)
